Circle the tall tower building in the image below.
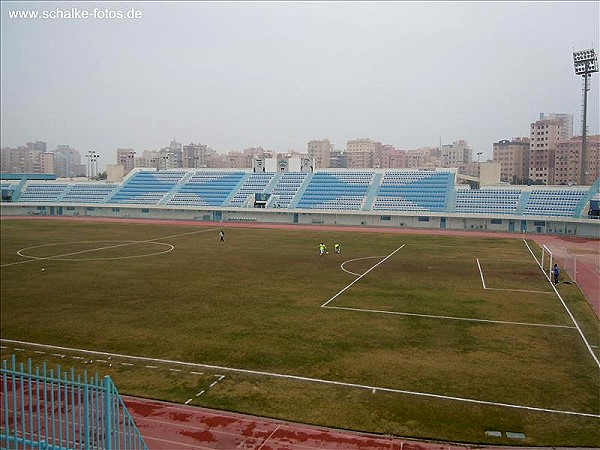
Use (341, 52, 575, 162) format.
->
(55, 145, 85, 178)
(539, 113, 573, 141)
(182, 143, 214, 168)
(492, 138, 530, 184)
(307, 139, 332, 169)
(529, 118, 563, 184)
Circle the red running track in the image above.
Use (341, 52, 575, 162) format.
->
(124, 396, 472, 450)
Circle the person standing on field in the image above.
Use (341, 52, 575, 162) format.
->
(319, 242, 326, 256)
(552, 264, 559, 285)
(219, 230, 225, 242)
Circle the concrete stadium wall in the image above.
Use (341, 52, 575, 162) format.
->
(2, 202, 599, 238)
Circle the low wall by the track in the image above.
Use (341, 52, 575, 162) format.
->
(2, 202, 599, 238)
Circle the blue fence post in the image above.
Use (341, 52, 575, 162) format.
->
(19, 362, 25, 450)
(27, 359, 33, 448)
(70, 368, 76, 448)
(35, 365, 41, 450)
(43, 361, 48, 450)
(83, 371, 90, 450)
(2, 359, 9, 450)
(103, 375, 112, 450)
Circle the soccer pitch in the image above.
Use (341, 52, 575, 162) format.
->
(1, 218, 599, 446)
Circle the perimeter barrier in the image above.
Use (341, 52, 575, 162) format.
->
(1, 354, 147, 450)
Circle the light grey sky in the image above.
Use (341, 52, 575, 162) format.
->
(2, 1, 599, 170)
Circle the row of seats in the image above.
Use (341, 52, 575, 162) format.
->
(272, 173, 308, 207)
(168, 172, 246, 207)
(108, 172, 184, 204)
(19, 184, 69, 202)
(229, 173, 276, 207)
(296, 172, 372, 210)
(523, 190, 587, 217)
(63, 185, 117, 203)
(373, 172, 454, 212)
(7, 170, 596, 217)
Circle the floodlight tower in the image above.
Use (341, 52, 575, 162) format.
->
(573, 48, 598, 185)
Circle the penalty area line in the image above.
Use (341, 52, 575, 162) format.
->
(476, 258, 553, 294)
(1, 338, 597, 419)
(321, 244, 406, 308)
(322, 305, 576, 329)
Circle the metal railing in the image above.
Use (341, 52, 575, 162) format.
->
(1, 354, 147, 450)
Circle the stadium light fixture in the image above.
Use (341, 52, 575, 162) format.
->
(86, 150, 100, 179)
(573, 47, 598, 185)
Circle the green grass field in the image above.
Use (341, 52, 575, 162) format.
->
(1, 218, 599, 446)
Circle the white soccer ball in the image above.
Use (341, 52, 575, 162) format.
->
(41, 268, 46, 272)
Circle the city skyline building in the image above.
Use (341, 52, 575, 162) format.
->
(441, 140, 472, 167)
(555, 135, 600, 185)
(54, 145, 85, 178)
(492, 138, 530, 184)
(117, 148, 136, 175)
(346, 138, 381, 169)
(182, 142, 215, 169)
(529, 118, 563, 185)
(307, 139, 332, 169)
(539, 113, 574, 141)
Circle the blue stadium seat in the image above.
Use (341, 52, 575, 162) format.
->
(296, 171, 373, 210)
(372, 171, 453, 212)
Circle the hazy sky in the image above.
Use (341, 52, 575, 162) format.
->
(2, 1, 599, 169)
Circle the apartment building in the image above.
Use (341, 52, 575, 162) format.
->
(529, 118, 563, 184)
(346, 138, 382, 169)
(54, 145, 86, 178)
(539, 113, 573, 141)
(441, 140, 472, 167)
(492, 138, 530, 183)
(117, 148, 136, 174)
(182, 143, 215, 168)
(405, 147, 440, 169)
(307, 139, 332, 169)
(555, 135, 600, 185)
(380, 146, 406, 169)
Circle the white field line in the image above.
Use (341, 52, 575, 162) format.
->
(2, 338, 598, 419)
(476, 258, 553, 294)
(523, 239, 600, 369)
(17, 240, 175, 262)
(324, 306, 576, 329)
(340, 256, 386, 276)
(257, 424, 282, 450)
(330, 250, 566, 328)
(477, 258, 488, 289)
(321, 244, 406, 308)
(1, 227, 221, 268)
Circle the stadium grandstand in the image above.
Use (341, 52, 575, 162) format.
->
(1, 168, 599, 238)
